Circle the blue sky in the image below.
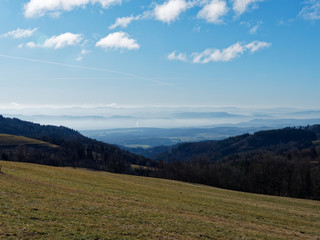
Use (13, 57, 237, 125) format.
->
(0, 0, 320, 110)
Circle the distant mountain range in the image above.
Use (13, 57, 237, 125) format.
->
(2, 106, 320, 130)
(172, 112, 246, 118)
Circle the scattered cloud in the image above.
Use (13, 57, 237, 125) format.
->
(197, 0, 229, 24)
(26, 42, 37, 48)
(278, 18, 294, 26)
(151, 0, 264, 23)
(24, 0, 122, 18)
(245, 40, 271, 53)
(192, 42, 245, 63)
(299, 0, 320, 21)
(76, 49, 91, 61)
(1, 28, 37, 39)
(153, 0, 190, 23)
(249, 21, 262, 34)
(232, 0, 264, 16)
(96, 32, 140, 50)
(104, 0, 266, 29)
(168, 41, 271, 63)
(81, 49, 91, 55)
(168, 51, 187, 61)
(240, 20, 262, 34)
(23, 33, 83, 49)
(18, 41, 37, 48)
(42, 33, 83, 49)
(192, 41, 271, 63)
(109, 15, 141, 29)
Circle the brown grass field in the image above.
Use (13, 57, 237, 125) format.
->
(0, 160, 319, 240)
(0, 134, 58, 148)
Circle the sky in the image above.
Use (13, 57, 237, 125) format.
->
(0, 0, 320, 111)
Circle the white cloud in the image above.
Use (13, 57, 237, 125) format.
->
(168, 51, 187, 61)
(24, 33, 83, 49)
(1, 28, 37, 39)
(240, 20, 262, 34)
(96, 32, 140, 50)
(109, 15, 141, 29)
(43, 33, 83, 49)
(249, 21, 262, 34)
(26, 42, 37, 48)
(192, 42, 246, 63)
(197, 0, 229, 24)
(168, 41, 270, 63)
(232, 0, 263, 15)
(77, 49, 91, 61)
(81, 49, 91, 55)
(154, 0, 189, 23)
(245, 40, 271, 53)
(299, 0, 320, 21)
(24, 0, 122, 18)
(19, 42, 37, 48)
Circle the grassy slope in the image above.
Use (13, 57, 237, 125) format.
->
(0, 161, 319, 240)
(0, 134, 58, 148)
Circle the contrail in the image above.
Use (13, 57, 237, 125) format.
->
(0, 54, 171, 86)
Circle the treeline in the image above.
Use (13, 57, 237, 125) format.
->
(0, 141, 154, 173)
(153, 147, 320, 199)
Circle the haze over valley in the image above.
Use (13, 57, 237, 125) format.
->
(2, 105, 320, 148)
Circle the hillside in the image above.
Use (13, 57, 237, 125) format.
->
(0, 115, 153, 173)
(124, 125, 320, 160)
(0, 161, 319, 240)
(156, 126, 320, 162)
(152, 126, 320, 200)
(0, 115, 84, 144)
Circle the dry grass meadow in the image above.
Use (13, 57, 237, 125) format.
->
(0, 160, 319, 240)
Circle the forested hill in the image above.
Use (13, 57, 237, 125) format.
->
(0, 115, 86, 144)
(0, 115, 153, 172)
(156, 125, 320, 163)
(154, 125, 320, 200)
